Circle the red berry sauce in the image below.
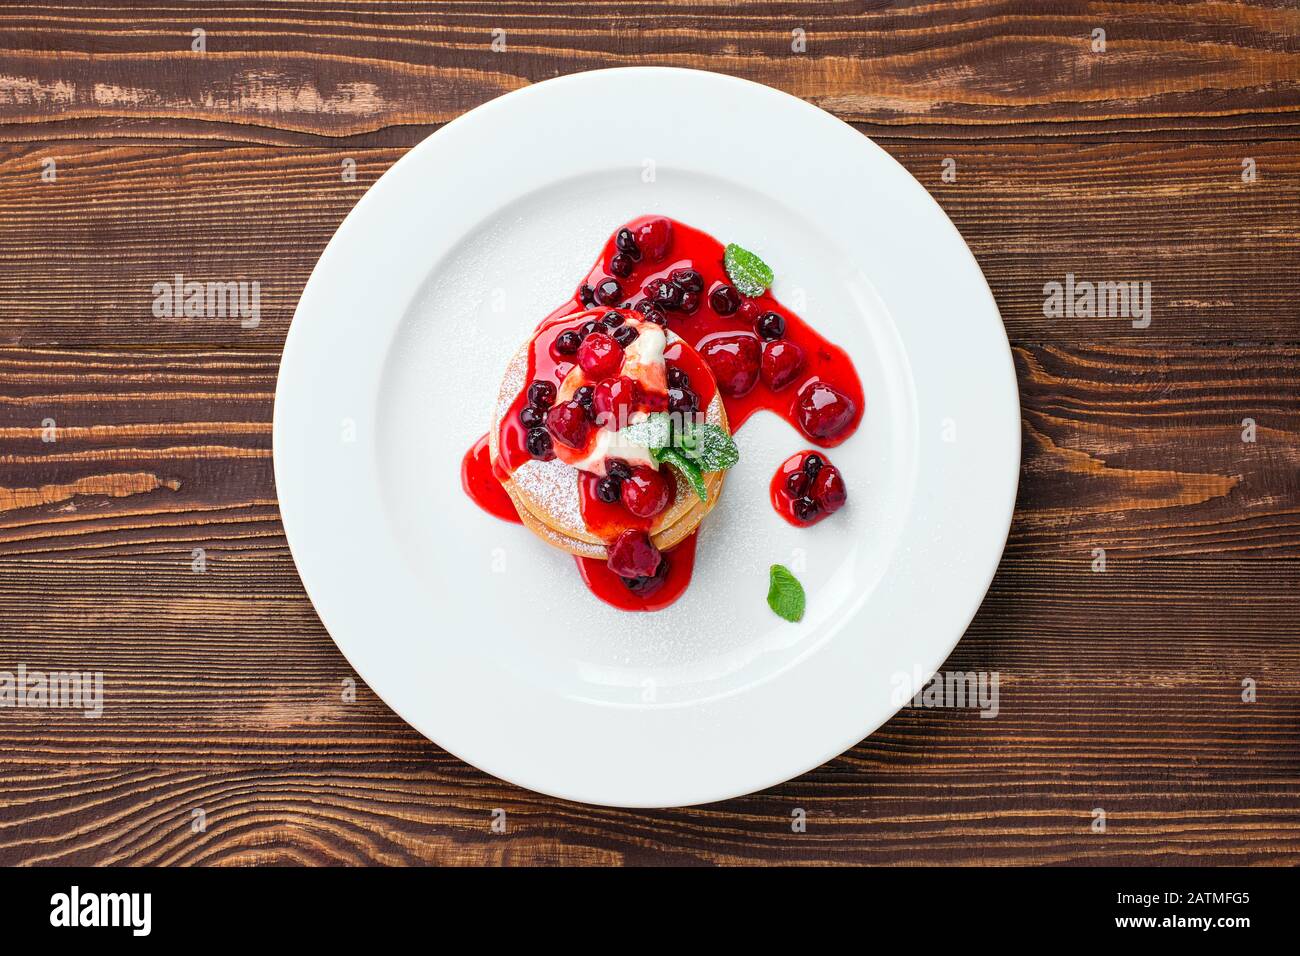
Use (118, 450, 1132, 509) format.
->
(577, 468, 655, 540)
(770, 450, 848, 527)
(464, 216, 866, 609)
(549, 215, 864, 445)
(461, 433, 521, 524)
(575, 531, 699, 612)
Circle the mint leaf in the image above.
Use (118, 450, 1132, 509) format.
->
(655, 446, 708, 502)
(724, 243, 774, 297)
(617, 413, 673, 451)
(766, 564, 806, 622)
(619, 416, 739, 475)
(686, 423, 739, 472)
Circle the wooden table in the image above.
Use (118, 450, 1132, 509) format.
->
(0, 2, 1296, 866)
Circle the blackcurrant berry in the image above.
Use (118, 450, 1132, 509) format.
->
(610, 253, 634, 278)
(595, 476, 621, 503)
(615, 227, 641, 259)
(709, 284, 741, 316)
(669, 268, 703, 293)
(526, 427, 554, 460)
(527, 380, 556, 408)
(667, 386, 698, 414)
(793, 496, 819, 523)
(593, 277, 622, 306)
(635, 300, 668, 326)
(756, 311, 786, 340)
(554, 330, 582, 355)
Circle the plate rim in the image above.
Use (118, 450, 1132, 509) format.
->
(274, 66, 1021, 807)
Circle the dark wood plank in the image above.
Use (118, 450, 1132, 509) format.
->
(1, 140, 1296, 346)
(0, 1, 1298, 146)
(1013, 344, 1300, 559)
(0, 343, 1295, 864)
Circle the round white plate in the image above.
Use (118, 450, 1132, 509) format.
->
(274, 68, 1019, 807)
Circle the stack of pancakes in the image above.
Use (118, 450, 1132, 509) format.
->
(488, 327, 729, 559)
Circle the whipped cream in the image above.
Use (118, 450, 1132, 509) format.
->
(621, 322, 667, 393)
(565, 423, 657, 475)
(556, 317, 667, 476)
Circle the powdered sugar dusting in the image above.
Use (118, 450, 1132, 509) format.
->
(512, 456, 584, 531)
(705, 392, 722, 427)
(496, 346, 527, 428)
(535, 521, 604, 558)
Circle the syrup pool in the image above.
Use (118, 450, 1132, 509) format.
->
(575, 532, 698, 612)
(460, 433, 520, 524)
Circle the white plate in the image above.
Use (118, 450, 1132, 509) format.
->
(274, 68, 1019, 807)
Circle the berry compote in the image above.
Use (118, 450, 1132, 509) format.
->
(770, 450, 848, 527)
(462, 216, 867, 610)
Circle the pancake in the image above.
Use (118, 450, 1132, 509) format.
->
(488, 320, 729, 559)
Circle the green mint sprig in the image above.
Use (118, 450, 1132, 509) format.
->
(679, 420, 739, 472)
(616, 412, 740, 503)
(618, 412, 673, 451)
(724, 242, 774, 297)
(654, 447, 708, 502)
(767, 565, 806, 622)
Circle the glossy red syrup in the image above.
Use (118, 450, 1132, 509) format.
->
(495, 313, 580, 475)
(464, 216, 866, 609)
(548, 215, 865, 445)
(461, 433, 521, 523)
(575, 531, 698, 612)
(770, 450, 847, 527)
(577, 470, 652, 540)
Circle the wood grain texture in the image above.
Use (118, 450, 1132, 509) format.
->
(0, 1, 1298, 145)
(0, 2, 1297, 866)
(0, 344, 1295, 865)
(0, 140, 1296, 345)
